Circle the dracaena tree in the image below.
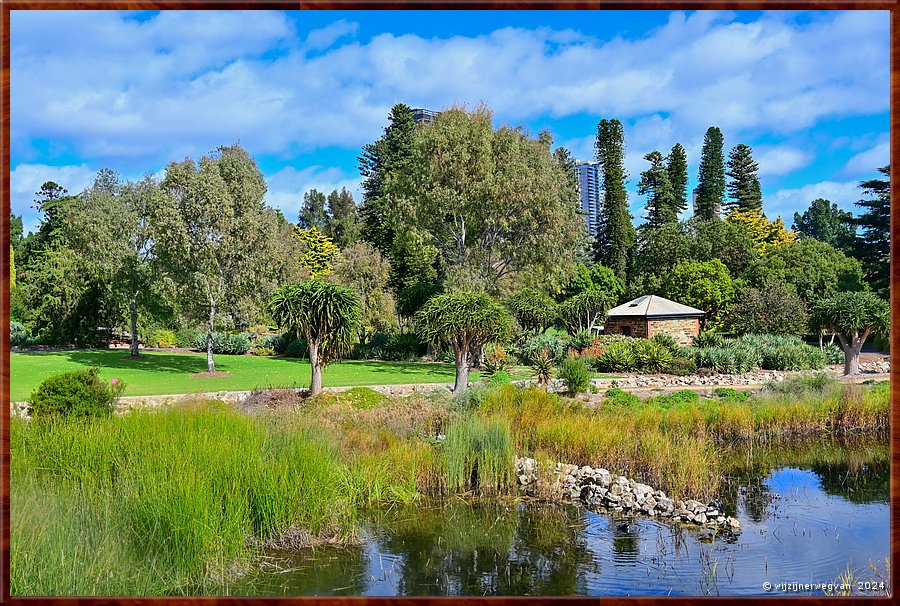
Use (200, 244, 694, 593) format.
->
(415, 291, 513, 393)
(810, 292, 889, 375)
(269, 280, 362, 395)
(508, 288, 558, 334)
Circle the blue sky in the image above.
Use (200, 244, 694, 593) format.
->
(10, 10, 889, 233)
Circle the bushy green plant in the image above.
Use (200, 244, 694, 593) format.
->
(385, 332, 426, 359)
(692, 331, 725, 348)
(530, 349, 555, 385)
(765, 372, 836, 395)
(694, 346, 756, 374)
(602, 387, 640, 408)
(28, 367, 124, 419)
(713, 387, 750, 402)
(450, 383, 492, 414)
(519, 333, 567, 364)
(337, 387, 389, 409)
(650, 332, 679, 353)
(569, 329, 597, 351)
(649, 389, 700, 409)
(485, 371, 512, 388)
(596, 341, 636, 372)
(10, 321, 34, 348)
(250, 346, 276, 357)
(665, 356, 697, 376)
(633, 340, 674, 373)
(146, 329, 176, 348)
(193, 332, 253, 355)
(761, 343, 826, 371)
(273, 335, 308, 358)
(823, 343, 844, 365)
(557, 356, 592, 395)
(174, 327, 202, 348)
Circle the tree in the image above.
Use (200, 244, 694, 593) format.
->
(852, 165, 890, 298)
(663, 259, 734, 329)
(726, 208, 795, 255)
(811, 292, 888, 375)
(9, 246, 15, 289)
(324, 187, 360, 248)
(331, 241, 397, 344)
(695, 127, 726, 221)
(155, 144, 283, 373)
(552, 145, 580, 194)
(593, 118, 634, 281)
(298, 189, 328, 230)
(792, 198, 856, 253)
(667, 143, 689, 215)
(638, 150, 678, 227)
(724, 144, 763, 213)
(508, 288, 558, 334)
(386, 105, 582, 294)
(295, 226, 339, 277)
(415, 291, 513, 392)
(9, 212, 24, 260)
(359, 103, 417, 257)
(558, 287, 614, 334)
(269, 280, 362, 395)
(745, 238, 864, 303)
(726, 281, 809, 336)
(68, 174, 172, 356)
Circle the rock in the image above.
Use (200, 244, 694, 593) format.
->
(684, 499, 703, 511)
(727, 516, 741, 530)
(644, 496, 658, 511)
(696, 512, 707, 524)
(657, 497, 674, 512)
(518, 474, 529, 485)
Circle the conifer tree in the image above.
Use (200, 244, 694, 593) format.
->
(695, 127, 726, 220)
(592, 118, 634, 282)
(666, 143, 689, 215)
(638, 150, 678, 227)
(725, 143, 763, 213)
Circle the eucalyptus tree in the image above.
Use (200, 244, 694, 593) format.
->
(155, 144, 283, 372)
(415, 291, 513, 392)
(269, 280, 362, 395)
(811, 292, 889, 375)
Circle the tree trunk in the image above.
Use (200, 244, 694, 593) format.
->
(454, 347, 470, 393)
(818, 331, 824, 351)
(838, 332, 865, 376)
(206, 299, 216, 373)
(309, 340, 323, 396)
(129, 294, 140, 357)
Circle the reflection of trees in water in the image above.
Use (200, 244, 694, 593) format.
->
(368, 500, 596, 596)
(235, 545, 370, 596)
(718, 437, 888, 522)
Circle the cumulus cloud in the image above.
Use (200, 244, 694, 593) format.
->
(766, 180, 862, 220)
(838, 137, 889, 178)
(10, 10, 888, 171)
(754, 145, 813, 177)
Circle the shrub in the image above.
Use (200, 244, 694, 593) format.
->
(761, 343, 825, 371)
(633, 340, 674, 373)
(482, 344, 509, 376)
(250, 346, 276, 357)
(569, 329, 597, 352)
(602, 387, 640, 408)
(694, 346, 756, 374)
(337, 387, 389, 410)
(28, 367, 124, 419)
(384, 332, 426, 359)
(596, 341, 636, 372)
(174, 327, 202, 348)
(823, 343, 844, 365)
(146, 329, 176, 348)
(530, 349, 554, 385)
(485, 371, 512, 388)
(518, 333, 567, 364)
(765, 372, 836, 396)
(713, 387, 750, 402)
(557, 356, 592, 395)
(692, 331, 725, 349)
(666, 356, 697, 376)
(10, 321, 34, 348)
(450, 383, 492, 414)
(273, 335, 308, 358)
(650, 333, 679, 354)
(649, 389, 700, 409)
(193, 332, 252, 355)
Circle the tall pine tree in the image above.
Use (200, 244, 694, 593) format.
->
(358, 104, 417, 256)
(852, 165, 890, 298)
(638, 150, 678, 228)
(725, 143, 763, 213)
(298, 189, 327, 229)
(592, 119, 634, 282)
(695, 127, 726, 221)
(666, 143, 689, 215)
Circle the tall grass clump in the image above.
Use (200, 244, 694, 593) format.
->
(442, 415, 514, 495)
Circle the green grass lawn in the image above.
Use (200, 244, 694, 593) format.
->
(9, 350, 487, 401)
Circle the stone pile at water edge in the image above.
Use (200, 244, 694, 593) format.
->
(515, 456, 741, 531)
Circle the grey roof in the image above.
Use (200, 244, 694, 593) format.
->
(607, 295, 705, 318)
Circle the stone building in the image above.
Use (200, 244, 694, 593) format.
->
(604, 295, 705, 346)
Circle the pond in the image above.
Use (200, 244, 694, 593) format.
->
(234, 437, 890, 597)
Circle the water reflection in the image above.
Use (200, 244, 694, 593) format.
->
(236, 437, 889, 596)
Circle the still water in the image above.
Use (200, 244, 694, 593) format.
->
(235, 438, 890, 597)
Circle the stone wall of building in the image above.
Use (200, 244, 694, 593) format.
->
(605, 317, 648, 338)
(647, 317, 700, 346)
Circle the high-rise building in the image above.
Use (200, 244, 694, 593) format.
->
(575, 160, 602, 236)
(412, 108, 439, 124)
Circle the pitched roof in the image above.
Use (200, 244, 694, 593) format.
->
(607, 295, 705, 318)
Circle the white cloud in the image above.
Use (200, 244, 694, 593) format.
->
(10, 10, 888, 170)
(754, 145, 813, 177)
(767, 180, 861, 220)
(838, 137, 889, 178)
(264, 165, 361, 220)
(10, 162, 97, 218)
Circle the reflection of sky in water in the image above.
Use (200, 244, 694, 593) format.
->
(237, 461, 890, 596)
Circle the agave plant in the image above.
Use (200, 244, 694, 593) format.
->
(530, 348, 554, 386)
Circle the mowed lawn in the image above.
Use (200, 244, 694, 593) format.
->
(10, 350, 481, 402)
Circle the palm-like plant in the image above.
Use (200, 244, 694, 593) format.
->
(810, 292, 889, 375)
(269, 280, 361, 395)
